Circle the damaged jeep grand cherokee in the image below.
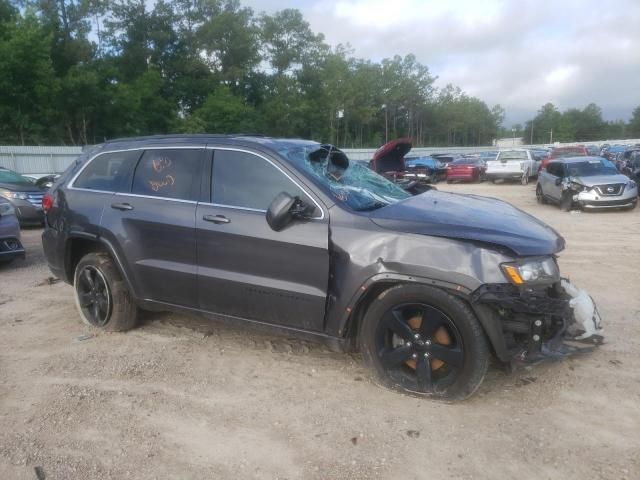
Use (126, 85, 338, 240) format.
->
(41, 135, 602, 401)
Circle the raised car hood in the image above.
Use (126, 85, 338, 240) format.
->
(369, 191, 565, 256)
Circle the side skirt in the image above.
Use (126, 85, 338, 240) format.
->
(137, 298, 352, 353)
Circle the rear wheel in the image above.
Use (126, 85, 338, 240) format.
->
(359, 285, 489, 402)
(74, 252, 138, 331)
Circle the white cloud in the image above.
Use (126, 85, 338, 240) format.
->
(244, 0, 640, 124)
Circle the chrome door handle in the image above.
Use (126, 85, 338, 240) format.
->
(203, 214, 230, 224)
(111, 202, 134, 211)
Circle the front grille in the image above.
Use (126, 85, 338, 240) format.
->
(24, 192, 44, 208)
(594, 183, 624, 196)
(0, 237, 23, 252)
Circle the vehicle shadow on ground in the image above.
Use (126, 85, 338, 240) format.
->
(137, 309, 571, 402)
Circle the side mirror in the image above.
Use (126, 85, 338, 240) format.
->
(266, 192, 314, 231)
(554, 177, 562, 186)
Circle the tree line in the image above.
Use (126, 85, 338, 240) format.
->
(506, 103, 640, 144)
(0, 0, 638, 147)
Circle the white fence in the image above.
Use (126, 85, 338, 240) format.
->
(2, 139, 639, 174)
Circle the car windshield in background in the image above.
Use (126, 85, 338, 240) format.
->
(497, 151, 527, 161)
(279, 144, 410, 211)
(566, 159, 618, 177)
(0, 170, 34, 186)
(554, 149, 586, 157)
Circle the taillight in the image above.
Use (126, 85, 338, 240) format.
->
(42, 193, 54, 213)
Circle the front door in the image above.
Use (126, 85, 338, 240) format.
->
(100, 147, 204, 307)
(196, 148, 330, 332)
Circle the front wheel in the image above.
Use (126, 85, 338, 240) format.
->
(560, 192, 573, 212)
(74, 252, 138, 331)
(359, 285, 489, 402)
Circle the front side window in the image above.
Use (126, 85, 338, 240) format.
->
(212, 150, 312, 212)
(74, 150, 140, 192)
(131, 149, 201, 200)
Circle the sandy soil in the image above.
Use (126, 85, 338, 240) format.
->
(1, 182, 639, 480)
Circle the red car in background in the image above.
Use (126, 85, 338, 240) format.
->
(446, 158, 486, 183)
(539, 146, 589, 171)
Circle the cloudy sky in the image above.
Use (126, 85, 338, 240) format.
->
(245, 0, 640, 126)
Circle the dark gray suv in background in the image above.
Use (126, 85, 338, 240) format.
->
(42, 135, 594, 401)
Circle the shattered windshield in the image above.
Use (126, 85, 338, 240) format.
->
(278, 144, 411, 211)
(566, 159, 618, 177)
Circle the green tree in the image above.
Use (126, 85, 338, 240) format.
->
(0, 14, 59, 144)
(628, 106, 640, 138)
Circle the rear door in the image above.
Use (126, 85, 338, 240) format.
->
(196, 148, 330, 332)
(100, 147, 204, 307)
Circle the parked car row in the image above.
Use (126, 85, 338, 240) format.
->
(369, 139, 546, 186)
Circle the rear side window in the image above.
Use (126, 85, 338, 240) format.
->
(73, 151, 140, 192)
(212, 150, 311, 212)
(131, 149, 201, 201)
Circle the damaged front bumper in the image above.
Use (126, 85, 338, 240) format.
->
(470, 280, 603, 366)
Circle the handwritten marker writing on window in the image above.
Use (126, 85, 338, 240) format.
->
(149, 175, 175, 192)
(152, 157, 172, 172)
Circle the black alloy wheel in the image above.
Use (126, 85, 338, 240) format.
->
(73, 252, 138, 331)
(375, 303, 463, 393)
(359, 284, 489, 401)
(76, 265, 112, 327)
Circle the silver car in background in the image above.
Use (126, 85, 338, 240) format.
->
(0, 198, 25, 264)
(536, 156, 638, 211)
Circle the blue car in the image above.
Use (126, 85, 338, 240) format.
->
(404, 156, 447, 183)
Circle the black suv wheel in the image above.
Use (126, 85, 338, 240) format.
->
(73, 252, 138, 331)
(359, 285, 489, 401)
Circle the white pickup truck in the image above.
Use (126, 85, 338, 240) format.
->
(485, 149, 538, 185)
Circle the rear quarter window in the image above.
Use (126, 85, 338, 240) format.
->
(73, 151, 141, 192)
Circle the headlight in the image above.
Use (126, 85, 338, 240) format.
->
(0, 190, 28, 200)
(568, 181, 585, 192)
(501, 257, 560, 285)
(628, 180, 637, 190)
(0, 202, 16, 216)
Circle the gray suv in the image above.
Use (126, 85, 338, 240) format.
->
(42, 135, 594, 401)
(537, 157, 637, 211)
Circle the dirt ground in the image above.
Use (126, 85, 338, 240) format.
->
(1, 182, 639, 480)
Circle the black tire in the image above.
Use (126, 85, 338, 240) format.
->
(536, 184, 547, 204)
(73, 252, 138, 331)
(560, 192, 573, 212)
(359, 284, 489, 402)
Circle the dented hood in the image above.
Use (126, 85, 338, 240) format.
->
(369, 191, 565, 256)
